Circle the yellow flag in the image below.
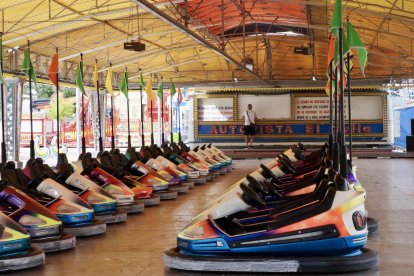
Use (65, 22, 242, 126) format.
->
(93, 62, 99, 90)
(145, 76, 156, 101)
(105, 67, 114, 96)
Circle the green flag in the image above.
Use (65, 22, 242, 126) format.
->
(170, 79, 176, 96)
(347, 21, 367, 76)
(120, 71, 128, 98)
(0, 38, 4, 85)
(330, 0, 342, 39)
(157, 78, 163, 99)
(22, 48, 37, 86)
(139, 73, 145, 89)
(76, 60, 86, 95)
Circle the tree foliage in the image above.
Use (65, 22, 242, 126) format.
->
(47, 96, 75, 120)
(23, 82, 76, 99)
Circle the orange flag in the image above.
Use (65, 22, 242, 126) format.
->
(177, 85, 183, 105)
(48, 53, 59, 87)
(325, 35, 335, 96)
(326, 35, 335, 79)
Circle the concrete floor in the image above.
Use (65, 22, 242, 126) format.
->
(8, 158, 414, 275)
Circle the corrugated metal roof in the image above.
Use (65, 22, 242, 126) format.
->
(0, 0, 412, 85)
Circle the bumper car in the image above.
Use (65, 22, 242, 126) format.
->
(165, 147, 210, 177)
(73, 155, 144, 214)
(170, 143, 215, 181)
(164, 170, 379, 273)
(95, 151, 161, 206)
(200, 144, 232, 172)
(155, 155, 205, 187)
(208, 143, 233, 165)
(110, 148, 178, 201)
(1, 165, 106, 237)
(25, 158, 127, 224)
(161, 145, 208, 185)
(144, 158, 189, 194)
(139, 147, 190, 193)
(150, 144, 206, 186)
(187, 149, 222, 178)
(0, 212, 45, 272)
(0, 178, 76, 252)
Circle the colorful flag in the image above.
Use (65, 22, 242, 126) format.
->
(105, 67, 114, 96)
(48, 53, 59, 87)
(139, 73, 145, 89)
(177, 85, 183, 105)
(157, 78, 163, 99)
(76, 60, 86, 95)
(326, 35, 335, 80)
(93, 61, 99, 89)
(347, 21, 367, 76)
(325, 77, 337, 97)
(0, 38, 4, 85)
(170, 79, 176, 97)
(119, 71, 128, 99)
(330, 0, 342, 39)
(145, 76, 156, 101)
(333, 33, 351, 68)
(22, 48, 37, 86)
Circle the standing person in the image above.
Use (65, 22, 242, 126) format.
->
(242, 104, 257, 149)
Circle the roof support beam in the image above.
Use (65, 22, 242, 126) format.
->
(263, 37, 273, 80)
(129, 0, 273, 87)
(229, 0, 255, 21)
(266, 0, 414, 25)
(3, 8, 132, 45)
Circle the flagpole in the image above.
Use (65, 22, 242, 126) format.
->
(170, 82, 173, 143)
(80, 53, 86, 155)
(0, 33, 6, 162)
(160, 76, 165, 145)
(109, 63, 115, 150)
(346, 18, 353, 169)
(332, 67, 339, 171)
(95, 59, 103, 152)
(140, 71, 145, 147)
(150, 99, 154, 145)
(178, 103, 181, 143)
(54, 48, 64, 167)
(56, 50, 60, 156)
(27, 41, 35, 160)
(328, 62, 333, 160)
(150, 74, 154, 145)
(110, 95, 115, 150)
(346, 53, 353, 168)
(338, 26, 348, 178)
(125, 68, 131, 149)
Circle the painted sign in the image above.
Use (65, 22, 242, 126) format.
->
(295, 97, 348, 120)
(198, 122, 383, 136)
(193, 91, 387, 141)
(197, 98, 234, 121)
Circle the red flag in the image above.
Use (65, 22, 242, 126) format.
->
(177, 85, 183, 105)
(48, 53, 59, 87)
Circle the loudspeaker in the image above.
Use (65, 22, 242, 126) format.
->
(407, 136, 414, 152)
(124, 41, 145, 52)
(293, 47, 313, 55)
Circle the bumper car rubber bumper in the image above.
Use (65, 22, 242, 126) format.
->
(31, 232, 76, 253)
(63, 219, 106, 237)
(163, 247, 379, 273)
(0, 247, 45, 272)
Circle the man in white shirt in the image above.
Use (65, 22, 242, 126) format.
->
(242, 104, 257, 149)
